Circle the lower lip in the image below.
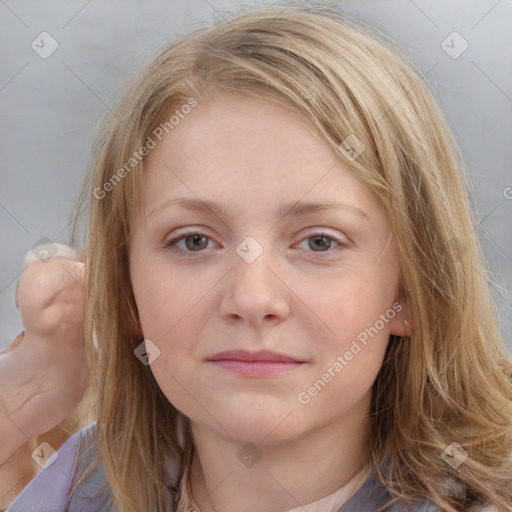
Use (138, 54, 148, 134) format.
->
(209, 360, 304, 377)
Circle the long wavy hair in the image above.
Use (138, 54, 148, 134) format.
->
(69, 4, 512, 511)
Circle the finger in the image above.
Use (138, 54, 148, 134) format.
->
(16, 244, 86, 308)
(74, 249, 87, 264)
(23, 243, 82, 268)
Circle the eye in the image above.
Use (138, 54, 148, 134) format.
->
(165, 232, 215, 256)
(296, 233, 345, 253)
(165, 230, 347, 257)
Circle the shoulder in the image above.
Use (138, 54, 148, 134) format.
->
(339, 471, 500, 512)
(338, 471, 437, 511)
(6, 422, 114, 512)
(66, 422, 114, 510)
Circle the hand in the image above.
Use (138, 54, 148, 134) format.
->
(1, 246, 89, 443)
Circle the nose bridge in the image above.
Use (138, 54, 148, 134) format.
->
(232, 234, 275, 290)
(220, 234, 289, 322)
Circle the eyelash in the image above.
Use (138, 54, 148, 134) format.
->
(164, 230, 348, 258)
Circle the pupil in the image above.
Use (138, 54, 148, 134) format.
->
(186, 235, 207, 251)
(311, 236, 330, 251)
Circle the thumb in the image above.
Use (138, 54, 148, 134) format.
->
(23, 242, 83, 267)
(15, 243, 86, 309)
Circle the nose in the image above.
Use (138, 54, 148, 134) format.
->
(219, 243, 290, 326)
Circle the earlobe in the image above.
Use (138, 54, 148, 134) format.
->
(387, 281, 415, 336)
(402, 318, 414, 336)
(128, 299, 144, 338)
(388, 302, 415, 337)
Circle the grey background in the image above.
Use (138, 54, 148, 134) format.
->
(1, 0, 511, 352)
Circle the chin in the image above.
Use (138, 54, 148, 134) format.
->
(217, 409, 303, 447)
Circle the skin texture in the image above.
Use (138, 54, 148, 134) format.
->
(0, 255, 88, 457)
(0, 251, 92, 509)
(128, 92, 413, 512)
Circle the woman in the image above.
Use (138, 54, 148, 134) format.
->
(7, 5, 512, 511)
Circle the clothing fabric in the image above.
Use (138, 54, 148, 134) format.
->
(5, 422, 469, 512)
(284, 463, 374, 512)
(189, 463, 375, 512)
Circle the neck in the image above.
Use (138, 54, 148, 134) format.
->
(189, 395, 372, 512)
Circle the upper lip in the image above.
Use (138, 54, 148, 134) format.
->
(207, 349, 304, 363)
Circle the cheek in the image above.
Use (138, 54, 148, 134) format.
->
(298, 317, 391, 417)
(309, 270, 395, 340)
(132, 261, 206, 338)
(149, 358, 201, 419)
(305, 268, 396, 393)
(132, 263, 209, 395)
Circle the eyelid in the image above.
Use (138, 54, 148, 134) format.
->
(164, 228, 219, 255)
(165, 227, 211, 242)
(164, 227, 350, 257)
(298, 227, 350, 246)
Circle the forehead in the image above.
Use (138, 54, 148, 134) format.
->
(146, 92, 328, 175)
(136, 92, 384, 224)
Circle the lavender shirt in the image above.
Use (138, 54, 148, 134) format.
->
(7, 422, 441, 512)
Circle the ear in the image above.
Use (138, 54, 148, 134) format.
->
(387, 285, 415, 337)
(135, 321, 144, 339)
(128, 300, 144, 338)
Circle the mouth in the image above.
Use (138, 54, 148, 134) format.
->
(206, 350, 306, 377)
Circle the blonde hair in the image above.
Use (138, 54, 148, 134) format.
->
(70, 4, 512, 511)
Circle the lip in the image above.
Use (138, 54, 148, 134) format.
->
(208, 350, 303, 363)
(207, 350, 306, 377)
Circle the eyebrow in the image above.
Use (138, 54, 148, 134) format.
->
(148, 197, 369, 221)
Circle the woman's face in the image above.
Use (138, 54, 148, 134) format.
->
(128, 92, 410, 446)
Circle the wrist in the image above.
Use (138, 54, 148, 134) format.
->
(0, 409, 29, 465)
(0, 345, 31, 463)
(0, 340, 45, 438)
